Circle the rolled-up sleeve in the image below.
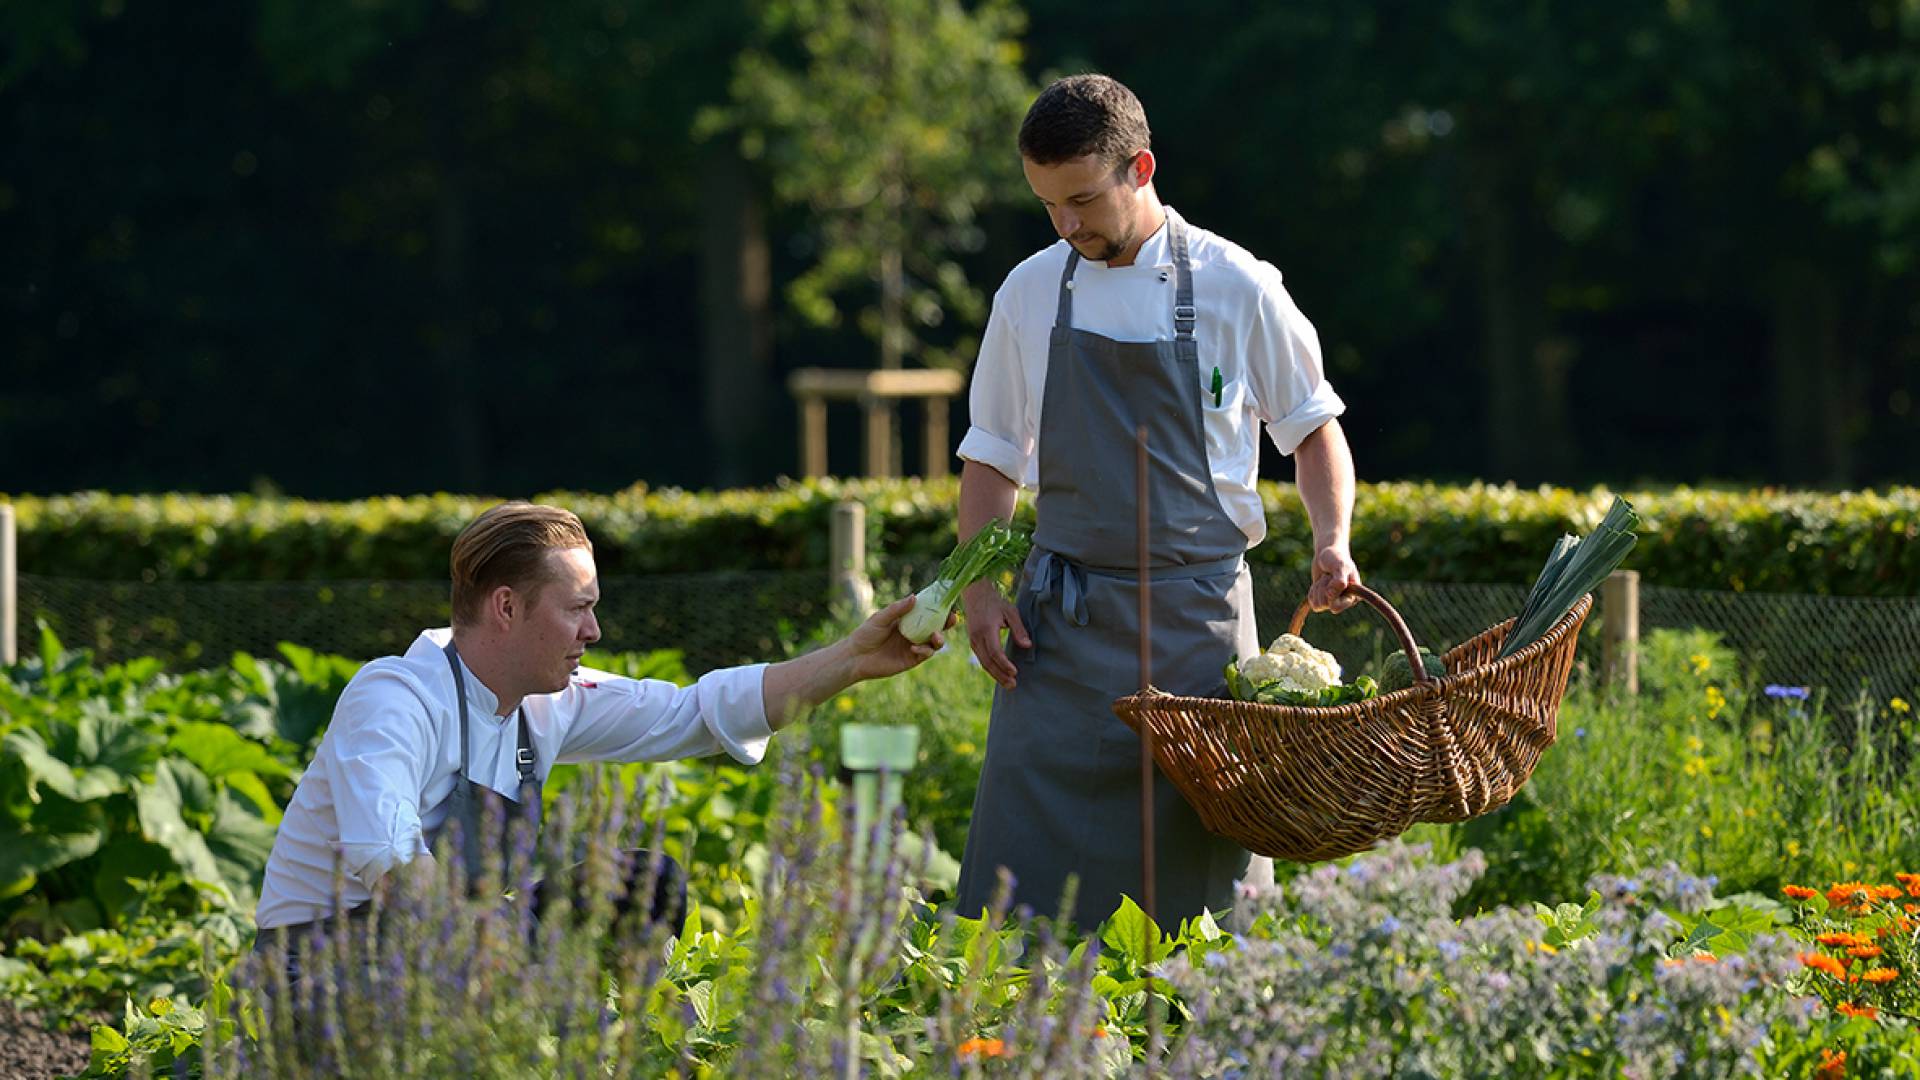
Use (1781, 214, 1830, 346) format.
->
(957, 281, 1036, 487)
(555, 663, 772, 766)
(1245, 267, 1346, 455)
(323, 672, 435, 885)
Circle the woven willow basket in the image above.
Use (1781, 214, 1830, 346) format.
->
(1112, 585, 1593, 864)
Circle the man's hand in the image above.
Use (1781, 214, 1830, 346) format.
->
(842, 594, 952, 682)
(1309, 543, 1362, 613)
(963, 578, 1030, 690)
(762, 595, 952, 729)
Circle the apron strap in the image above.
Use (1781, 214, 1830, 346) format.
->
(442, 640, 473, 789)
(1167, 208, 1198, 364)
(1054, 248, 1081, 330)
(515, 708, 537, 806)
(439, 640, 541, 873)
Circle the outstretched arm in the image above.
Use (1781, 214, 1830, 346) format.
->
(760, 595, 948, 730)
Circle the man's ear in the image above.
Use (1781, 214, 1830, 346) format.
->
(1129, 149, 1157, 189)
(486, 584, 517, 630)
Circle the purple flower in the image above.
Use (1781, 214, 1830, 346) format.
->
(1763, 685, 1810, 700)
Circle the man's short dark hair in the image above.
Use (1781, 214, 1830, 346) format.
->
(1017, 74, 1151, 172)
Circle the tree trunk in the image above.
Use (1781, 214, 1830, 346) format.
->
(700, 147, 773, 487)
(877, 170, 905, 474)
(1770, 264, 1860, 486)
(433, 175, 484, 491)
(1460, 142, 1571, 483)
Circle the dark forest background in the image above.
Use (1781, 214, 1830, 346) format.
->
(4, 0, 1916, 498)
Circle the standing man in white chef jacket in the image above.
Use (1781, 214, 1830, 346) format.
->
(255, 501, 947, 940)
(953, 74, 1363, 927)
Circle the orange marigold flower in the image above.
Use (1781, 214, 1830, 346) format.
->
(1784, 885, 1819, 900)
(1872, 884, 1904, 902)
(1801, 952, 1849, 978)
(1897, 871, 1920, 897)
(1816, 1047, 1847, 1079)
(957, 1037, 1009, 1061)
(1836, 1002, 1879, 1020)
(1828, 881, 1875, 907)
(1817, 932, 1869, 948)
(1847, 945, 1883, 959)
(1905, 903, 1920, 915)
(1860, 967, 1898, 984)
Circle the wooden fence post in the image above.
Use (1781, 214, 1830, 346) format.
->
(1602, 569, 1639, 694)
(830, 500, 875, 618)
(922, 396, 950, 480)
(799, 396, 828, 479)
(1, 503, 15, 666)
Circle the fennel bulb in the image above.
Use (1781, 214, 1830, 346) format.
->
(899, 519, 1031, 643)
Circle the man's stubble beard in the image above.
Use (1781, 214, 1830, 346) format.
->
(1079, 222, 1135, 264)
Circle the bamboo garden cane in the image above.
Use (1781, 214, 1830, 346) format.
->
(1135, 425, 1165, 1068)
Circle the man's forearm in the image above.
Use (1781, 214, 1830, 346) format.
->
(959, 459, 1019, 540)
(1294, 418, 1354, 550)
(761, 641, 858, 732)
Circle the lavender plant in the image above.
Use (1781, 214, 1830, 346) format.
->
(1161, 843, 1819, 1079)
(139, 757, 1124, 1079)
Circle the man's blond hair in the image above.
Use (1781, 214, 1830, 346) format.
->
(449, 502, 592, 627)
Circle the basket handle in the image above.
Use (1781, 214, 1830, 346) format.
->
(1287, 583, 1434, 688)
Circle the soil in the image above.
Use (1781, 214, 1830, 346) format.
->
(0, 1001, 93, 1080)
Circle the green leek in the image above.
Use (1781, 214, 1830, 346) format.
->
(1498, 496, 1641, 657)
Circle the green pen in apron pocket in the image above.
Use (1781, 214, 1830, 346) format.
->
(1210, 365, 1223, 407)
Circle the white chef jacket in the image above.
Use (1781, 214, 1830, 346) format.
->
(957, 209, 1345, 548)
(255, 628, 770, 929)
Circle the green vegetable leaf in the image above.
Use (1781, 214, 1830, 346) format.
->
(4, 713, 162, 804)
(1101, 894, 1173, 964)
(132, 760, 271, 908)
(167, 721, 291, 783)
(90, 1023, 129, 1055)
(0, 797, 108, 888)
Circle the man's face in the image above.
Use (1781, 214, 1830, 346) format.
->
(1022, 152, 1147, 263)
(509, 546, 601, 695)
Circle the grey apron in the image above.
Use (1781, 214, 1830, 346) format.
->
(955, 210, 1260, 927)
(250, 640, 542, 965)
(430, 639, 542, 876)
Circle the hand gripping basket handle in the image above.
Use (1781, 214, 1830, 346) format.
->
(1287, 583, 1435, 688)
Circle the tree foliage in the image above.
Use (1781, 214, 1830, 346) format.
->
(711, 0, 1034, 369)
(1, 0, 1916, 494)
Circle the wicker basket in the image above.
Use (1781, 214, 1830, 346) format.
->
(1112, 585, 1593, 864)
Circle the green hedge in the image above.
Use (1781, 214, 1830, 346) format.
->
(6, 481, 1918, 595)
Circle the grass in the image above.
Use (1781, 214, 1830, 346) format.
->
(1420, 627, 1920, 911)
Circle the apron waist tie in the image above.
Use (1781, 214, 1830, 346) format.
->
(1019, 547, 1244, 657)
(1027, 550, 1091, 629)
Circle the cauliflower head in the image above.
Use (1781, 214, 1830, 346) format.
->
(1252, 634, 1343, 691)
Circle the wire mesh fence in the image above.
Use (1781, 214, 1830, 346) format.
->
(15, 558, 1919, 783)
(19, 565, 1917, 709)
(15, 571, 843, 675)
